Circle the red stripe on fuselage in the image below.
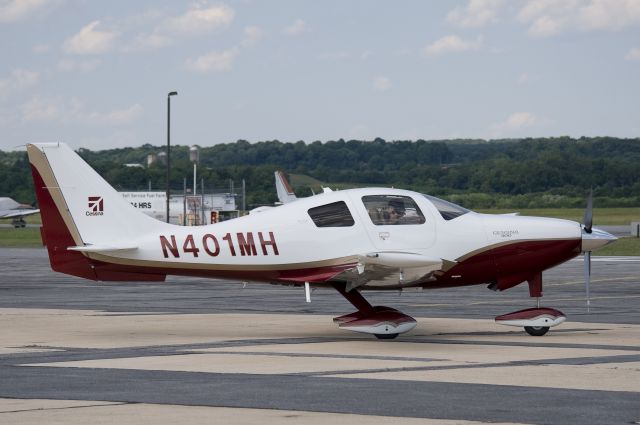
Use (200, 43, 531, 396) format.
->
(427, 238, 581, 289)
(81, 260, 355, 284)
(80, 238, 580, 290)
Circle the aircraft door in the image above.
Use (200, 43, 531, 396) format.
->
(349, 193, 437, 252)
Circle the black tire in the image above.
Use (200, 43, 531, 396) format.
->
(524, 326, 549, 336)
(374, 333, 399, 340)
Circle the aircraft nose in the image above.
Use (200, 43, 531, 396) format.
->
(582, 227, 617, 252)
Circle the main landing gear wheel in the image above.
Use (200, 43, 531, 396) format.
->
(12, 218, 26, 228)
(332, 283, 417, 339)
(375, 333, 399, 340)
(524, 326, 549, 336)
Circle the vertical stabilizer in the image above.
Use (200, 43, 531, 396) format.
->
(27, 143, 169, 281)
(275, 171, 297, 204)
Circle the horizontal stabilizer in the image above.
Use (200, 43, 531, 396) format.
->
(68, 244, 138, 253)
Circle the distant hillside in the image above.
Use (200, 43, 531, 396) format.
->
(1, 137, 639, 208)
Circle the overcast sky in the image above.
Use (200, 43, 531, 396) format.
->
(1, 0, 639, 151)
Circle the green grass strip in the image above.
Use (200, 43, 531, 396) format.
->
(0, 227, 43, 247)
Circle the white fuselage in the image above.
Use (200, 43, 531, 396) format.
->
(86, 187, 583, 288)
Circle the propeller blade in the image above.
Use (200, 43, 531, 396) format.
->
(584, 251, 591, 313)
(583, 190, 593, 234)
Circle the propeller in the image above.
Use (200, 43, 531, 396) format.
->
(583, 251, 591, 313)
(582, 189, 593, 312)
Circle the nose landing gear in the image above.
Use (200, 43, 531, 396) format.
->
(495, 307, 566, 335)
(524, 325, 550, 336)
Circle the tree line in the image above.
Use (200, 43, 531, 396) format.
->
(1, 136, 639, 209)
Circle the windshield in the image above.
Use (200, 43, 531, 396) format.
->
(422, 194, 470, 221)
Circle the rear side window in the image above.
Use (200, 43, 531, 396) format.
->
(308, 201, 355, 227)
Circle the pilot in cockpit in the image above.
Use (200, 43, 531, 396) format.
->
(385, 200, 406, 225)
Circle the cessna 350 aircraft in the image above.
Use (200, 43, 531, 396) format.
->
(27, 143, 616, 339)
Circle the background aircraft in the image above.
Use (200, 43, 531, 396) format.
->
(27, 143, 616, 339)
(275, 171, 297, 204)
(0, 197, 39, 228)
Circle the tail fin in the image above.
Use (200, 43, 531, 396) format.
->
(27, 143, 167, 281)
(275, 171, 297, 204)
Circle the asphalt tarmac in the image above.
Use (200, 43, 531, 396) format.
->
(0, 248, 638, 425)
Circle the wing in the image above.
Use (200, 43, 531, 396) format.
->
(278, 251, 456, 290)
(0, 209, 40, 219)
(339, 252, 455, 290)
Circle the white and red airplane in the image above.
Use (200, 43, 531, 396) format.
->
(27, 143, 616, 339)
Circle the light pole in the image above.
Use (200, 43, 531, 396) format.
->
(166, 91, 178, 223)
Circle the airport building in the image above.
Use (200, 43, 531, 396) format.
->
(120, 145, 244, 225)
(119, 191, 239, 225)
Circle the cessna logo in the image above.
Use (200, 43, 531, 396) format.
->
(87, 196, 104, 216)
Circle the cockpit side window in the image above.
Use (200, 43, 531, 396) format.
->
(308, 201, 355, 227)
(422, 194, 470, 221)
(362, 195, 426, 226)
